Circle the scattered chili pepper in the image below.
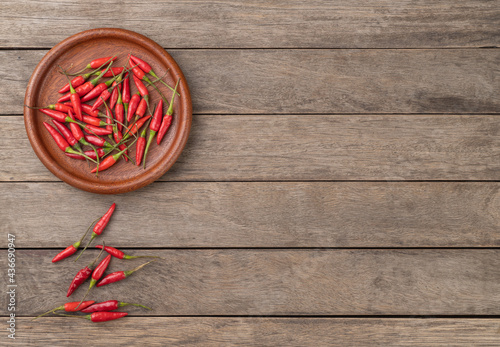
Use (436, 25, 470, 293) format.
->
(71, 56, 117, 75)
(157, 79, 180, 144)
(51, 221, 94, 263)
(77, 254, 112, 308)
(81, 300, 151, 313)
(58, 73, 92, 94)
(95, 245, 160, 260)
(97, 260, 156, 287)
(67, 245, 105, 297)
(76, 203, 116, 261)
(32, 301, 95, 320)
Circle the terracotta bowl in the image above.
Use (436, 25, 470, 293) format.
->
(24, 28, 192, 194)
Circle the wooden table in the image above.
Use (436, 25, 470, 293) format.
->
(1, 1, 499, 345)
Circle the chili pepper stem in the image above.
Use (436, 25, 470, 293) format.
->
(118, 302, 152, 310)
(54, 312, 90, 320)
(123, 255, 162, 260)
(74, 217, 100, 262)
(72, 217, 97, 249)
(124, 259, 157, 277)
(32, 305, 64, 320)
(76, 280, 96, 309)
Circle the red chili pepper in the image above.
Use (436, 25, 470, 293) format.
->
(58, 73, 92, 94)
(51, 119, 80, 150)
(104, 105, 114, 134)
(60, 68, 84, 121)
(88, 56, 117, 69)
(115, 85, 124, 132)
(130, 55, 152, 74)
(52, 221, 94, 263)
(43, 122, 94, 161)
(90, 147, 127, 173)
(32, 301, 95, 320)
(95, 244, 160, 260)
(135, 97, 147, 119)
(26, 103, 74, 113)
(77, 254, 112, 308)
(58, 63, 113, 103)
(66, 148, 107, 160)
(123, 115, 151, 141)
(84, 124, 113, 136)
(133, 74, 149, 97)
(76, 203, 116, 261)
(142, 100, 163, 168)
(135, 124, 148, 166)
(39, 108, 73, 123)
(58, 311, 128, 322)
(81, 300, 151, 313)
(92, 67, 124, 78)
(90, 69, 126, 111)
(84, 135, 113, 148)
(63, 103, 99, 117)
(130, 55, 179, 95)
(127, 93, 140, 122)
(67, 246, 105, 297)
(109, 83, 120, 110)
(158, 79, 180, 144)
(97, 260, 156, 287)
(122, 75, 130, 119)
(82, 115, 107, 127)
(80, 74, 118, 103)
(113, 125, 128, 162)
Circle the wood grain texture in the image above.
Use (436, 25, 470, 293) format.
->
(2, 182, 500, 248)
(5, 114, 500, 181)
(4, 49, 499, 115)
(7, 318, 500, 346)
(0, 1, 498, 49)
(4, 249, 500, 316)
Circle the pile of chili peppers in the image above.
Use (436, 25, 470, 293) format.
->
(27, 55, 180, 174)
(34, 203, 158, 323)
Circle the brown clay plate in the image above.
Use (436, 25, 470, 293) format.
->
(24, 28, 192, 194)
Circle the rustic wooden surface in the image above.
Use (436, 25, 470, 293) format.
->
(1, 0, 499, 345)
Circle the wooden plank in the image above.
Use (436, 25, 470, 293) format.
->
(0, 1, 498, 48)
(2, 182, 500, 248)
(4, 49, 499, 115)
(4, 249, 500, 315)
(4, 114, 500, 181)
(8, 318, 500, 346)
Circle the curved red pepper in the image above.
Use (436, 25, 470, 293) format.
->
(90, 312, 128, 322)
(96, 260, 156, 287)
(81, 300, 151, 313)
